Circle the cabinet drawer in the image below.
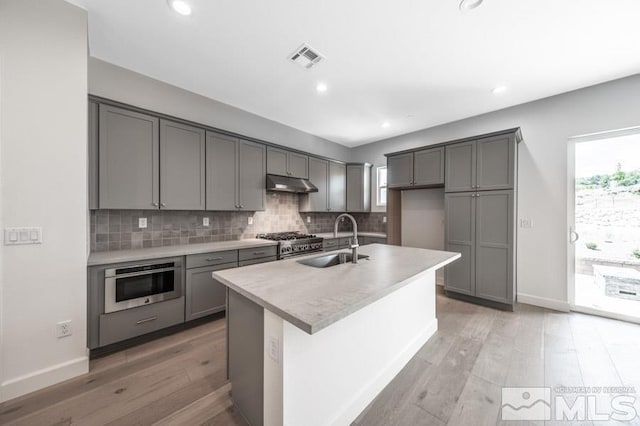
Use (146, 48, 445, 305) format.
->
(186, 250, 238, 269)
(238, 256, 277, 267)
(99, 297, 185, 347)
(238, 245, 277, 261)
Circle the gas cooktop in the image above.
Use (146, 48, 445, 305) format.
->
(257, 232, 323, 258)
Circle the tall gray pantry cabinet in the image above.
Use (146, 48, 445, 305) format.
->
(444, 132, 518, 307)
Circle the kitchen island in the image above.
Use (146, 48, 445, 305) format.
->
(213, 244, 460, 426)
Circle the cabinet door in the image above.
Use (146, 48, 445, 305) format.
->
(475, 190, 514, 304)
(238, 140, 266, 211)
(414, 147, 444, 186)
(206, 132, 238, 210)
(445, 141, 476, 193)
(387, 153, 414, 188)
(444, 192, 476, 296)
(160, 120, 205, 210)
(328, 161, 346, 212)
(99, 105, 159, 209)
(88, 101, 99, 209)
(288, 152, 309, 179)
(266, 147, 288, 176)
(346, 164, 364, 212)
(476, 134, 515, 191)
(186, 263, 234, 321)
(302, 157, 328, 212)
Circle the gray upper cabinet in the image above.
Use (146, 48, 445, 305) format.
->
(300, 157, 329, 212)
(238, 140, 266, 211)
(387, 147, 444, 189)
(267, 147, 308, 179)
(414, 147, 444, 186)
(99, 104, 159, 210)
(445, 134, 515, 193)
(160, 120, 205, 210)
(445, 141, 476, 193)
(299, 158, 346, 212)
(387, 152, 414, 188)
(328, 161, 346, 212)
(444, 192, 476, 296)
(206, 132, 238, 211)
(476, 134, 515, 191)
(346, 163, 371, 212)
(475, 190, 514, 304)
(206, 132, 265, 211)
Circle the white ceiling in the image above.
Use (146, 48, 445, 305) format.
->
(68, 0, 640, 147)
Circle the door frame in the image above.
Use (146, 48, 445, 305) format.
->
(567, 125, 640, 323)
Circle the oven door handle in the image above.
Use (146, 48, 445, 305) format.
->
(109, 267, 180, 279)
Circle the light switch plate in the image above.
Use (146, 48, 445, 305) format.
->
(203, 217, 210, 227)
(307, 216, 311, 224)
(248, 216, 253, 225)
(4, 227, 42, 245)
(383, 216, 387, 223)
(138, 218, 147, 229)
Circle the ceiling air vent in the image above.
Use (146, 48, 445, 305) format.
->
(288, 44, 325, 69)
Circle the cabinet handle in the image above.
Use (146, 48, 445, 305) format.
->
(206, 257, 223, 261)
(253, 251, 265, 255)
(160, 202, 166, 208)
(239, 205, 244, 209)
(136, 316, 158, 325)
(152, 202, 159, 207)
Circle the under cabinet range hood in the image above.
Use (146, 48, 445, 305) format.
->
(266, 174, 318, 193)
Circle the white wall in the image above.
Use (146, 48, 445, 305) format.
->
(352, 74, 640, 310)
(0, 0, 88, 402)
(88, 58, 351, 163)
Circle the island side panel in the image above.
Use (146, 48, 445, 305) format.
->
(280, 270, 438, 426)
(228, 289, 264, 426)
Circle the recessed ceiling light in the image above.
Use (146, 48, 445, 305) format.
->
(492, 85, 507, 94)
(168, 0, 192, 16)
(382, 121, 390, 128)
(316, 83, 328, 93)
(459, 0, 483, 11)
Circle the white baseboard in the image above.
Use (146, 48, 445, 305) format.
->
(1, 356, 89, 402)
(517, 293, 570, 312)
(332, 318, 439, 425)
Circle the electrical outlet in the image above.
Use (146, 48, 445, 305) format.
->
(56, 320, 72, 338)
(268, 336, 280, 363)
(203, 217, 210, 227)
(383, 216, 387, 223)
(248, 216, 253, 225)
(138, 218, 147, 229)
(307, 216, 311, 224)
(520, 218, 533, 229)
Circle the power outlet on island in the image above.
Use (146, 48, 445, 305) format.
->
(56, 320, 72, 338)
(520, 218, 533, 229)
(268, 336, 280, 363)
(203, 217, 210, 227)
(138, 218, 147, 229)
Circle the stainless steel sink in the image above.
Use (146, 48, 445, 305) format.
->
(297, 252, 370, 268)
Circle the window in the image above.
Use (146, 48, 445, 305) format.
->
(377, 166, 387, 206)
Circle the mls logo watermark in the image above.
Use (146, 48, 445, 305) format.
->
(502, 387, 638, 422)
(501, 387, 552, 420)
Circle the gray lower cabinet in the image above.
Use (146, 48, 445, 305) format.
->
(98, 104, 160, 209)
(360, 236, 387, 245)
(266, 147, 308, 179)
(346, 163, 371, 212)
(445, 133, 515, 193)
(444, 190, 515, 305)
(185, 262, 235, 321)
(99, 297, 185, 347)
(387, 147, 444, 189)
(160, 120, 206, 210)
(206, 132, 265, 211)
(299, 158, 346, 212)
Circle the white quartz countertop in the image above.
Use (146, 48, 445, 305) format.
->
(87, 239, 278, 266)
(315, 232, 387, 239)
(214, 244, 460, 334)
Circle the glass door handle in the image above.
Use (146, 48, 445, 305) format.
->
(569, 226, 580, 244)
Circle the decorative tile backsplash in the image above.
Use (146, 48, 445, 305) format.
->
(90, 192, 386, 252)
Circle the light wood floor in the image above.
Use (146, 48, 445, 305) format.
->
(2, 288, 640, 425)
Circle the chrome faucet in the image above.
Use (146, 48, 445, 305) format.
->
(334, 213, 359, 263)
